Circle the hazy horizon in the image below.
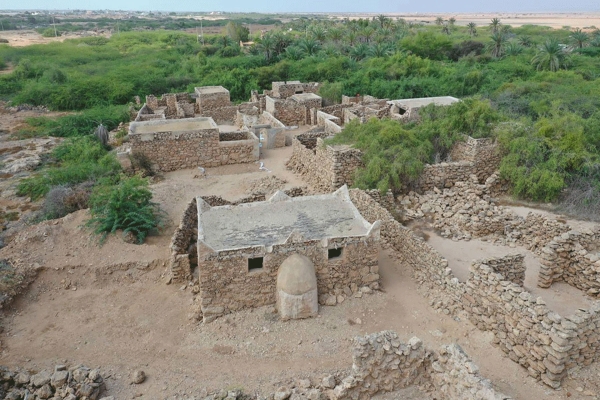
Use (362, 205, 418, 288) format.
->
(2, 0, 600, 13)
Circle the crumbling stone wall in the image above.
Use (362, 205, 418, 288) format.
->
(317, 110, 342, 134)
(287, 136, 363, 192)
(169, 198, 198, 283)
(0, 365, 107, 400)
(538, 229, 600, 296)
(198, 236, 379, 322)
(415, 137, 501, 192)
(332, 331, 509, 400)
(484, 254, 525, 286)
(258, 111, 286, 128)
(129, 128, 259, 172)
(265, 96, 311, 126)
(348, 188, 600, 389)
(271, 81, 320, 99)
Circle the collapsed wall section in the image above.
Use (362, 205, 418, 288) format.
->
(348, 188, 600, 389)
(286, 135, 362, 192)
(332, 331, 510, 400)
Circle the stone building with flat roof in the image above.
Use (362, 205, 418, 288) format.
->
(195, 185, 381, 322)
(128, 117, 259, 172)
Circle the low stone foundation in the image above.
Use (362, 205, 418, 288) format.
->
(348, 187, 600, 389)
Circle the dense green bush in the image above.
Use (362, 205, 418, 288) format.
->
(17, 137, 121, 200)
(87, 175, 163, 244)
(26, 105, 129, 137)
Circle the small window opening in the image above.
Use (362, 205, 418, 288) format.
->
(295, 90, 304, 94)
(397, 107, 407, 115)
(328, 248, 343, 260)
(248, 257, 264, 271)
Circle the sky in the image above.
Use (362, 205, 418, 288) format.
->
(3, 0, 600, 13)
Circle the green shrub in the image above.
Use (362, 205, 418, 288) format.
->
(17, 137, 121, 200)
(26, 105, 129, 137)
(40, 27, 60, 37)
(318, 81, 343, 105)
(87, 175, 163, 244)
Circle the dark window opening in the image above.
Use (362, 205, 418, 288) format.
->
(295, 90, 304, 94)
(328, 248, 343, 260)
(248, 257, 264, 271)
(397, 107, 407, 115)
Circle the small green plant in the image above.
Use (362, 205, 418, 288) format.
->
(87, 175, 163, 244)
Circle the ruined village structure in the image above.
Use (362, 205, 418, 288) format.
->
(70, 80, 600, 397)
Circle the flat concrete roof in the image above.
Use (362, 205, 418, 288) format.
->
(130, 117, 217, 134)
(291, 93, 322, 102)
(389, 96, 460, 109)
(197, 186, 374, 251)
(195, 86, 229, 95)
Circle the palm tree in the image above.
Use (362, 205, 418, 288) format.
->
(258, 35, 275, 61)
(284, 46, 303, 60)
(376, 14, 388, 28)
(570, 28, 589, 49)
(504, 41, 524, 56)
(310, 25, 328, 43)
(501, 25, 512, 34)
(435, 17, 444, 26)
(368, 43, 394, 57)
(488, 32, 508, 58)
(328, 27, 343, 44)
(321, 44, 341, 57)
(361, 26, 375, 43)
(349, 43, 369, 61)
(532, 38, 572, 71)
(448, 17, 456, 26)
(271, 31, 291, 56)
(467, 22, 477, 37)
(346, 31, 357, 46)
(298, 38, 321, 57)
(490, 18, 501, 34)
(517, 35, 533, 47)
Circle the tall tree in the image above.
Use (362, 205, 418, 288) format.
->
(488, 32, 508, 58)
(532, 38, 572, 71)
(435, 17, 444, 26)
(490, 18, 501, 34)
(467, 22, 477, 37)
(570, 28, 589, 49)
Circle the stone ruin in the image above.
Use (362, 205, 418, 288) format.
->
(348, 177, 600, 389)
(127, 117, 259, 172)
(169, 185, 381, 323)
(0, 364, 109, 400)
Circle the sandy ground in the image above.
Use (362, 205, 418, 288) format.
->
(337, 13, 600, 29)
(4, 247, 597, 400)
(152, 128, 312, 225)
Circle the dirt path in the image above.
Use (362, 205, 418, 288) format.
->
(1, 248, 597, 399)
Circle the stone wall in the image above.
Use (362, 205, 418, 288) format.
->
(317, 110, 342, 134)
(271, 81, 320, 99)
(200, 106, 238, 124)
(129, 126, 259, 172)
(287, 135, 363, 192)
(415, 137, 501, 192)
(258, 111, 286, 128)
(347, 187, 600, 389)
(0, 365, 108, 400)
(484, 254, 525, 286)
(169, 198, 198, 283)
(265, 96, 309, 126)
(416, 161, 476, 192)
(538, 229, 600, 296)
(197, 234, 380, 322)
(331, 331, 509, 400)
